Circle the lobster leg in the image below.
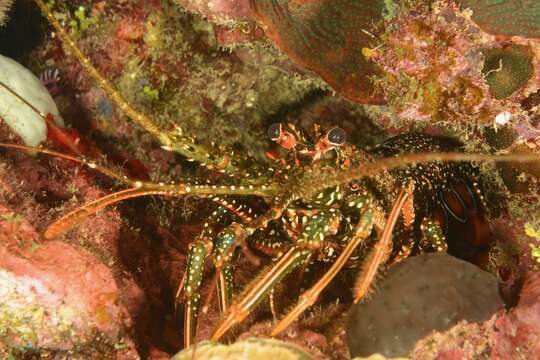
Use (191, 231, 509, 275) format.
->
(419, 218, 447, 252)
(177, 206, 230, 347)
(180, 195, 296, 346)
(181, 196, 275, 347)
(181, 226, 240, 348)
(391, 232, 415, 264)
(212, 223, 246, 313)
(182, 216, 294, 347)
(211, 246, 312, 341)
(214, 223, 291, 315)
(181, 237, 213, 347)
(389, 193, 417, 264)
(210, 209, 341, 341)
(271, 208, 375, 336)
(353, 187, 412, 303)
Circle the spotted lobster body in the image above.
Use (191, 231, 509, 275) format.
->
(262, 131, 493, 274)
(363, 132, 491, 266)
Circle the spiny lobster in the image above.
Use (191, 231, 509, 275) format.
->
(0, 0, 538, 350)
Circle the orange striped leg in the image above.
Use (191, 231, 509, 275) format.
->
(353, 187, 412, 303)
(271, 208, 374, 336)
(211, 246, 312, 341)
(210, 209, 340, 341)
(390, 193, 416, 264)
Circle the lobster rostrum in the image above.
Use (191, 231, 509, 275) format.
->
(0, 0, 538, 349)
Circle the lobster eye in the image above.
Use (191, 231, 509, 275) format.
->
(268, 123, 282, 141)
(327, 127, 347, 146)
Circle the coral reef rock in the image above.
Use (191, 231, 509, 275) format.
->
(409, 270, 540, 359)
(347, 253, 504, 358)
(0, 240, 137, 358)
(491, 270, 540, 359)
(456, 0, 540, 39)
(251, 0, 386, 104)
(0, 0, 13, 27)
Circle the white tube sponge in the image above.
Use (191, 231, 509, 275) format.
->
(0, 54, 64, 146)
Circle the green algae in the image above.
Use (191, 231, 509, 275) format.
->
(81, 1, 322, 167)
(525, 222, 540, 264)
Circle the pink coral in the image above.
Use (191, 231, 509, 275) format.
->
(492, 272, 540, 359)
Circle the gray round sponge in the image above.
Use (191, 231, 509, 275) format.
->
(347, 253, 503, 358)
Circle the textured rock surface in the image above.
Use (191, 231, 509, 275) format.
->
(172, 338, 315, 360)
(0, 241, 137, 357)
(347, 253, 504, 358)
(456, 0, 540, 39)
(174, 0, 252, 23)
(408, 270, 540, 359)
(251, 0, 386, 104)
(0, 149, 140, 358)
(491, 271, 540, 359)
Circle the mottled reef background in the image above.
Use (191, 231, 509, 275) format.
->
(0, 0, 539, 359)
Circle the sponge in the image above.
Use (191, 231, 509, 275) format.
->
(0, 54, 64, 146)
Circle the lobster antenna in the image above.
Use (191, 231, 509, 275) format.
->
(34, 0, 164, 139)
(41, 181, 279, 238)
(308, 151, 540, 196)
(0, 80, 47, 120)
(0, 142, 139, 186)
(33, 0, 245, 175)
(44, 188, 175, 239)
(0, 142, 279, 195)
(0, 142, 280, 239)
